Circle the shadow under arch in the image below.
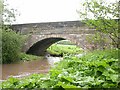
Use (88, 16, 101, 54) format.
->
(26, 37, 65, 56)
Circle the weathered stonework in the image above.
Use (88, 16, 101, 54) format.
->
(11, 21, 96, 56)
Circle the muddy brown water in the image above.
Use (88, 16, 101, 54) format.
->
(0, 56, 61, 81)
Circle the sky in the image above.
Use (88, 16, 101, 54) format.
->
(7, 0, 116, 24)
(7, 0, 83, 24)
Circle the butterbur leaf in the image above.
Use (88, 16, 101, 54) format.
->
(97, 61, 108, 67)
(62, 84, 77, 88)
(56, 82, 77, 88)
(97, 65, 105, 72)
(107, 68, 116, 73)
(102, 82, 117, 88)
(110, 74, 118, 82)
(60, 76, 74, 83)
(102, 71, 109, 77)
(7, 77, 19, 84)
(94, 79, 104, 85)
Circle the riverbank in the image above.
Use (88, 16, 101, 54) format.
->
(1, 49, 119, 89)
(19, 44, 83, 61)
(19, 53, 44, 61)
(0, 55, 62, 81)
(47, 44, 83, 56)
(0, 44, 82, 81)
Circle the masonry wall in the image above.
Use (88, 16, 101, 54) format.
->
(11, 21, 98, 56)
(11, 21, 95, 35)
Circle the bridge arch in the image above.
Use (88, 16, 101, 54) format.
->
(23, 34, 87, 56)
(26, 37, 65, 56)
(12, 21, 110, 56)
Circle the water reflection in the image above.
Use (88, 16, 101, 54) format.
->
(0, 58, 50, 80)
(0, 56, 62, 80)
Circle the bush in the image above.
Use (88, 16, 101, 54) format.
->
(46, 49, 119, 88)
(2, 29, 22, 64)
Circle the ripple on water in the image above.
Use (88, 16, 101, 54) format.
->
(46, 56, 62, 66)
(0, 56, 62, 80)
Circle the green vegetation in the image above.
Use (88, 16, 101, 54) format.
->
(2, 0, 17, 24)
(1, 0, 119, 89)
(2, 29, 23, 64)
(19, 53, 43, 61)
(1, 49, 119, 89)
(2, 30, 43, 64)
(1, 0, 25, 64)
(47, 44, 83, 56)
(56, 40, 75, 45)
(78, 0, 119, 48)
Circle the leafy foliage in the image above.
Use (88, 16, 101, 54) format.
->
(2, 29, 23, 64)
(1, 49, 119, 89)
(0, 0, 24, 64)
(19, 53, 43, 61)
(2, 0, 18, 24)
(78, 0, 119, 48)
(47, 44, 83, 56)
(48, 49, 119, 88)
(56, 40, 75, 45)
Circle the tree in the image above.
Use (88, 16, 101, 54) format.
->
(78, 0, 119, 49)
(2, 0, 16, 24)
(0, 0, 22, 64)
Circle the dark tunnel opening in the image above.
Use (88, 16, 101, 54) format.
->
(26, 37, 65, 56)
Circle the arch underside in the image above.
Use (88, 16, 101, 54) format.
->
(25, 34, 89, 56)
(26, 37, 65, 56)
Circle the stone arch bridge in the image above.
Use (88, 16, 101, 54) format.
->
(11, 21, 96, 56)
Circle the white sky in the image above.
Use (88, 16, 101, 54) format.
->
(7, 0, 116, 24)
(7, 0, 83, 24)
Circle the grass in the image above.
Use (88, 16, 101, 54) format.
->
(47, 44, 83, 56)
(19, 53, 43, 61)
(19, 43, 83, 62)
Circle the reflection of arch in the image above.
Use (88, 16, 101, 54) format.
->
(23, 34, 87, 56)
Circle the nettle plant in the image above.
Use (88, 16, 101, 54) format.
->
(78, 0, 119, 49)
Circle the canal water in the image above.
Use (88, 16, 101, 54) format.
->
(0, 56, 62, 81)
